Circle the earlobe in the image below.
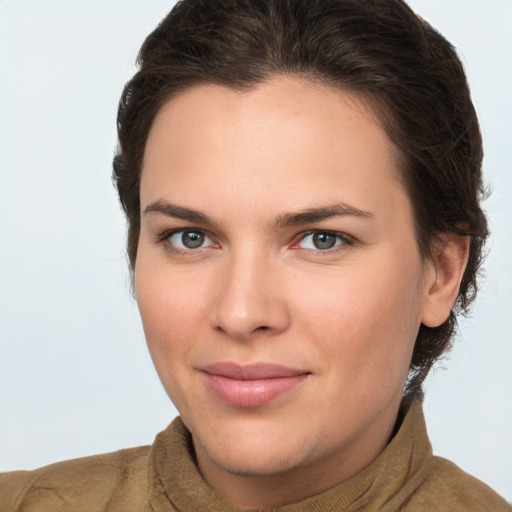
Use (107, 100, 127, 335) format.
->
(421, 235, 470, 328)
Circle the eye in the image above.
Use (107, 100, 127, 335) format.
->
(297, 231, 348, 251)
(166, 229, 214, 250)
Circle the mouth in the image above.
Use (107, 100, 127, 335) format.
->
(199, 362, 311, 408)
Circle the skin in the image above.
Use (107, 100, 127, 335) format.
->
(135, 77, 467, 508)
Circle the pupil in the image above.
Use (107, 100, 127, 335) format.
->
(182, 231, 204, 249)
(313, 232, 336, 250)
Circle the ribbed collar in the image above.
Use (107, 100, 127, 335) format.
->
(148, 400, 433, 512)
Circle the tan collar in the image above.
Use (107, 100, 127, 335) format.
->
(148, 400, 432, 512)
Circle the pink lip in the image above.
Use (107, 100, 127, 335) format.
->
(200, 362, 310, 408)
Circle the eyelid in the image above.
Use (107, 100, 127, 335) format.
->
(293, 230, 355, 251)
(155, 227, 218, 250)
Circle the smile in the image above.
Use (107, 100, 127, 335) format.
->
(199, 362, 311, 408)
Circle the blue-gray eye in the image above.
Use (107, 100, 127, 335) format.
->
(299, 232, 344, 250)
(170, 229, 210, 249)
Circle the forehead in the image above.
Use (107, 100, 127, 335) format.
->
(141, 77, 408, 225)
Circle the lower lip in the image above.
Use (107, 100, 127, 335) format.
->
(202, 373, 309, 408)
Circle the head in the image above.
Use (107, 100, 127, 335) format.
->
(113, 0, 487, 505)
(114, 0, 487, 397)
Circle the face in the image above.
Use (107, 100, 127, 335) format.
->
(136, 78, 436, 502)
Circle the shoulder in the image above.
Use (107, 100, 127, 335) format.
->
(404, 456, 511, 511)
(0, 446, 151, 512)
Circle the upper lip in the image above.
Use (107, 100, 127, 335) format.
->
(199, 362, 310, 380)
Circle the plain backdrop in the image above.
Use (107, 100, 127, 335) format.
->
(1, 0, 511, 501)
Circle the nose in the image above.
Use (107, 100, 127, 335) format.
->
(210, 250, 291, 341)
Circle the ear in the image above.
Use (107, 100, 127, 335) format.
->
(421, 235, 470, 328)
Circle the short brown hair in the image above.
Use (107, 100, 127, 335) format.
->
(113, 0, 488, 395)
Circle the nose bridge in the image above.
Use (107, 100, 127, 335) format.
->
(212, 244, 290, 340)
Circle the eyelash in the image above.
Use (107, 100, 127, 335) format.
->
(294, 230, 354, 252)
(155, 228, 354, 254)
(155, 228, 217, 254)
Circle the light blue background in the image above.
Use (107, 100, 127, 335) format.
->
(1, 0, 511, 501)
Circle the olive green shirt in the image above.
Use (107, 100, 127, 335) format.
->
(1, 401, 510, 511)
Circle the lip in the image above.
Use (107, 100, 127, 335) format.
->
(199, 362, 311, 408)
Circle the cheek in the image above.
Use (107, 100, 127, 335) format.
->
(136, 252, 211, 322)
(292, 257, 423, 381)
(135, 269, 211, 419)
(134, 263, 207, 379)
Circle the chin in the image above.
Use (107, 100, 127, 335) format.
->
(204, 442, 309, 477)
(193, 422, 315, 477)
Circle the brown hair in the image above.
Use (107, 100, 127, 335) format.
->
(113, 0, 488, 396)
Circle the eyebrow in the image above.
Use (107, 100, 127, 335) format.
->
(144, 200, 216, 226)
(273, 203, 374, 228)
(143, 200, 374, 228)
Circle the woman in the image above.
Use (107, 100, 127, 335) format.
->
(1, 0, 510, 510)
